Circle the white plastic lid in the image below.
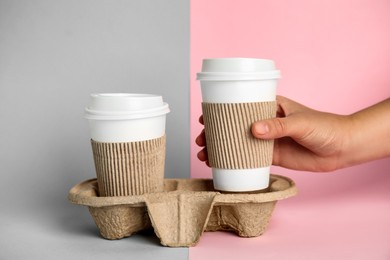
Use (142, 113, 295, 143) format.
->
(85, 93, 170, 120)
(196, 58, 281, 81)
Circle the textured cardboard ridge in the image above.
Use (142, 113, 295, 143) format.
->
(202, 102, 277, 169)
(69, 174, 297, 247)
(91, 135, 166, 196)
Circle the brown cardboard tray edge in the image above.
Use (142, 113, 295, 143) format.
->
(68, 174, 298, 247)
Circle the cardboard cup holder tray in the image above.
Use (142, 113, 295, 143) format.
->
(68, 174, 297, 247)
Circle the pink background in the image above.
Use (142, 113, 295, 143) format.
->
(190, 0, 390, 259)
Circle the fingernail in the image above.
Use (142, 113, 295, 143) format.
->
(254, 123, 269, 135)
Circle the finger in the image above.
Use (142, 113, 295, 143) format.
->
(195, 130, 206, 146)
(205, 160, 210, 167)
(251, 116, 300, 140)
(276, 95, 309, 117)
(276, 96, 286, 117)
(252, 97, 311, 140)
(198, 148, 211, 167)
(197, 147, 208, 162)
(199, 115, 204, 125)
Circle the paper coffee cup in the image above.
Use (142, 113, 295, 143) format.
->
(85, 93, 170, 196)
(197, 58, 280, 192)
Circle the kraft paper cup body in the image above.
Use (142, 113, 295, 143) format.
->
(84, 93, 170, 196)
(197, 58, 280, 192)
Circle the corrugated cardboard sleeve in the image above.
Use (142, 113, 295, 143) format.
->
(68, 174, 298, 247)
(91, 135, 166, 197)
(202, 102, 277, 169)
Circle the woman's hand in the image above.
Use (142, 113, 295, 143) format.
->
(196, 95, 390, 172)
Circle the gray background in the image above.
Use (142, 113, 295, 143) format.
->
(0, 0, 189, 259)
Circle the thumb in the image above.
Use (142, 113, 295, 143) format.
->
(251, 117, 295, 140)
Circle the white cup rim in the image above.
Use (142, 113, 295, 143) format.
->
(196, 71, 281, 81)
(197, 58, 281, 81)
(85, 102, 170, 120)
